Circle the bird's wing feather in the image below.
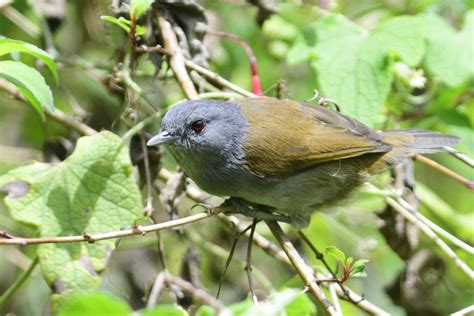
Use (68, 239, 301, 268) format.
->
(233, 98, 391, 176)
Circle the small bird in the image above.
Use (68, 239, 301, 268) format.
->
(147, 98, 459, 228)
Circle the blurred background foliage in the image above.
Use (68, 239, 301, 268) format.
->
(0, 0, 473, 315)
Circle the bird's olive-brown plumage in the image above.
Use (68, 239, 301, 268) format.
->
(148, 97, 459, 228)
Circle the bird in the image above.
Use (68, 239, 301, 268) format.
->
(147, 97, 459, 229)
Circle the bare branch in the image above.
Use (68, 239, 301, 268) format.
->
(156, 14, 198, 100)
(414, 155, 473, 190)
(0, 209, 222, 246)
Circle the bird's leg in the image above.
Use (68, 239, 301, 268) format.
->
(223, 198, 292, 223)
(245, 218, 259, 304)
(216, 221, 254, 299)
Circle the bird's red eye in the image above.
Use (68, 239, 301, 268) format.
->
(191, 120, 205, 133)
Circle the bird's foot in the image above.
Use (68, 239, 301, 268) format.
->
(223, 198, 292, 223)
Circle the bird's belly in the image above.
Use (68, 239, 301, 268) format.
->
(233, 160, 366, 217)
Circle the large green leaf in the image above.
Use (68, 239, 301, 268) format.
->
(0, 60, 54, 119)
(288, 14, 424, 126)
(0, 38, 58, 81)
(423, 10, 474, 87)
(0, 132, 143, 295)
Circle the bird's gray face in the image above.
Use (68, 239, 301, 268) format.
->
(147, 99, 247, 162)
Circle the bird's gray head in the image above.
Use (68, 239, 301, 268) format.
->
(147, 99, 247, 157)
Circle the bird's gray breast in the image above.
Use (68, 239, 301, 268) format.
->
(167, 139, 250, 197)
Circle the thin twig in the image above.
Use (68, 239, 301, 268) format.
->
(0, 256, 39, 308)
(209, 31, 262, 95)
(156, 14, 198, 100)
(147, 271, 167, 309)
(165, 274, 231, 316)
(365, 183, 474, 255)
(217, 215, 390, 316)
(266, 221, 338, 316)
(386, 197, 474, 280)
(1, 4, 41, 37)
(186, 230, 274, 294)
(183, 59, 256, 98)
(137, 44, 255, 98)
(396, 196, 474, 255)
(0, 209, 222, 246)
(443, 147, 474, 168)
(414, 155, 473, 190)
(298, 231, 360, 304)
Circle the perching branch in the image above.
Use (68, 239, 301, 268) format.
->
(0, 209, 222, 246)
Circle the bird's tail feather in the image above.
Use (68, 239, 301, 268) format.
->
(381, 128, 459, 165)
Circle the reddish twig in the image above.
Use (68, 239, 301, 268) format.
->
(209, 31, 262, 96)
(414, 155, 474, 190)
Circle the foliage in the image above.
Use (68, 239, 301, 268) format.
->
(0, 132, 143, 297)
(0, 38, 57, 118)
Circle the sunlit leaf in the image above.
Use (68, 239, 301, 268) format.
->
(0, 60, 54, 119)
(129, 0, 154, 18)
(100, 16, 132, 33)
(0, 38, 58, 81)
(350, 259, 369, 278)
(0, 132, 143, 296)
(325, 245, 346, 264)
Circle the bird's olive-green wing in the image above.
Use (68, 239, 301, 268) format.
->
(233, 98, 391, 176)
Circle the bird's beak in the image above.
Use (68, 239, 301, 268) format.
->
(147, 131, 179, 146)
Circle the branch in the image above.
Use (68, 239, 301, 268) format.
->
(164, 273, 231, 316)
(385, 197, 474, 280)
(266, 221, 338, 316)
(0, 209, 222, 246)
(156, 14, 198, 100)
(137, 44, 256, 98)
(414, 154, 474, 190)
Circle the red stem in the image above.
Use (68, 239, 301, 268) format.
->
(209, 31, 262, 96)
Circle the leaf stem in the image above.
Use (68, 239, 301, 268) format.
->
(0, 256, 39, 308)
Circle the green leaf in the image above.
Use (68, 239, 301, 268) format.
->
(238, 289, 315, 316)
(100, 16, 132, 33)
(57, 291, 132, 316)
(0, 38, 58, 81)
(129, 0, 154, 18)
(0, 60, 54, 119)
(0, 132, 143, 295)
(142, 305, 189, 316)
(100, 16, 147, 36)
(298, 14, 424, 126)
(423, 11, 474, 86)
(135, 25, 148, 36)
(325, 246, 346, 264)
(195, 306, 216, 316)
(349, 259, 369, 278)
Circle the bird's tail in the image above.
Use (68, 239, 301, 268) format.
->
(381, 128, 459, 164)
